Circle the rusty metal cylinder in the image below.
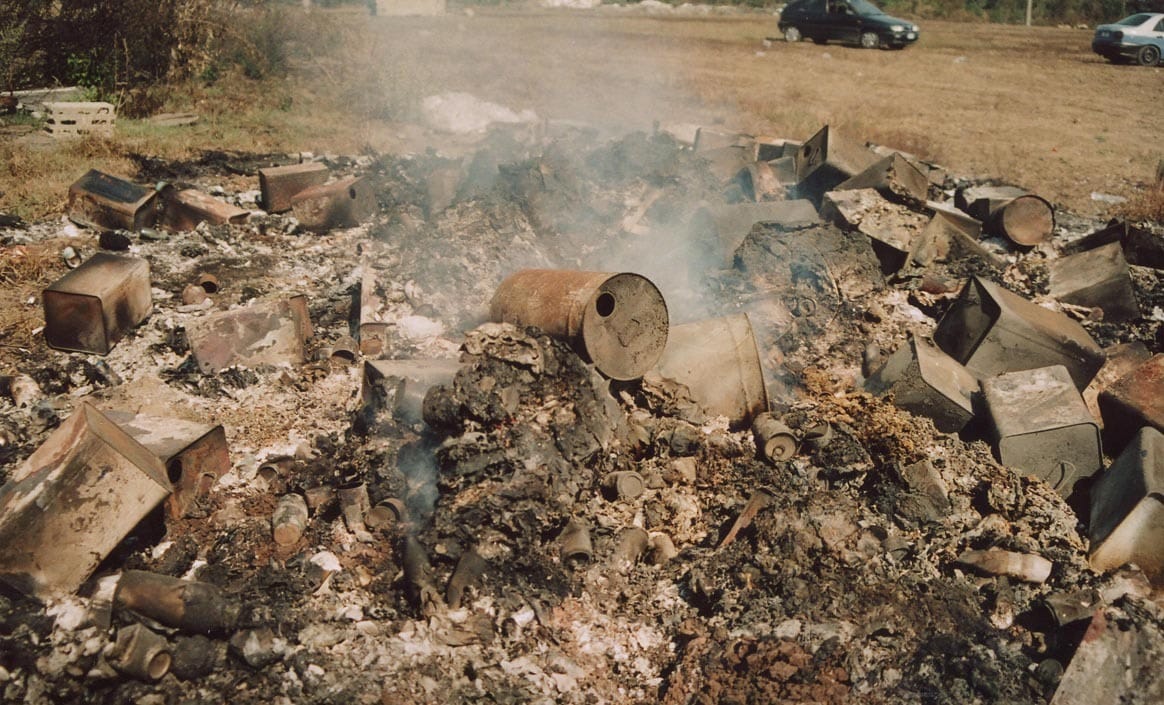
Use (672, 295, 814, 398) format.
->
(559, 518, 593, 564)
(303, 485, 335, 513)
(114, 570, 239, 633)
(991, 194, 1055, 247)
(337, 481, 371, 533)
(196, 273, 219, 294)
(272, 493, 308, 546)
(489, 269, 669, 381)
(649, 533, 679, 565)
(108, 623, 172, 681)
(655, 313, 768, 429)
(752, 412, 798, 462)
(603, 470, 645, 500)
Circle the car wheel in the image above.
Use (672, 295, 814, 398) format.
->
(784, 26, 802, 43)
(1136, 45, 1161, 66)
(860, 31, 880, 49)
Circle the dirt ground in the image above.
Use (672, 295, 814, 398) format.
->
(354, 7, 1163, 218)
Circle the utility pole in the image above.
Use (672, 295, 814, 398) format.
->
(1026, 0, 1032, 26)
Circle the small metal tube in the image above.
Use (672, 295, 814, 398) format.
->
(196, 273, 219, 294)
(330, 335, 359, 362)
(446, 549, 487, 609)
(649, 533, 679, 565)
(752, 412, 798, 462)
(114, 570, 239, 633)
(365, 497, 407, 529)
(802, 421, 833, 451)
(611, 527, 650, 572)
(402, 535, 440, 614)
(108, 623, 172, 681)
(272, 493, 308, 546)
(559, 518, 593, 565)
(603, 470, 645, 500)
(181, 284, 209, 306)
(337, 482, 371, 534)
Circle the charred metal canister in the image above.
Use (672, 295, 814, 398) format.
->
(649, 533, 679, 565)
(197, 273, 220, 294)
(107, 623, 172, 681)
(982, 365, 1101, 497)
(43, 252, 153, 355)
(337, 482, 371, 531)
(559, 518, 593, 564)
(1089, 426, 1164, 582)
(933, 276, 1105, 391)
(752, 412, 798, 462)
(489, 270, 669, 381)
(654, 313, 768, 429)
(114, 570, 239, 634)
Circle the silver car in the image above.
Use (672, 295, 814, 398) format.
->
(1092, 12, 1164, 65)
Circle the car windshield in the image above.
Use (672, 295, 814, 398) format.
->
(1116, 13, 1152, 25)
(848, 0, 886, 15)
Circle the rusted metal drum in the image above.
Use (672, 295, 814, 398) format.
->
(654, 313, 768, 428)
(489, 270, 669, 381)
(992, 194, 1055, 247)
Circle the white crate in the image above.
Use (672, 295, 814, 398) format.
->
(43, 101, 116, 138)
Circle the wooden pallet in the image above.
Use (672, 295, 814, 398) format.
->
(43, 101, 116, 138)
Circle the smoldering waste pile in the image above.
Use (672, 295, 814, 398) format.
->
(1, 123, 1163, 705)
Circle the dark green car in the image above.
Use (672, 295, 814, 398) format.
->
(778, 0, 920, 49)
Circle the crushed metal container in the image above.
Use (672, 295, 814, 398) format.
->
(186, 295, 313, 374)
(835, 152, 930, 205)
(793, 124, 880, 202)
(0, 402, 172, 599)
(104, 411, 230, 519)
(1049, 610, 1164, 705)
(1098, 353, 1164, 453)
(1088, 427, 1164, 583)
(290, 176, 377, 232)
(258, 162, 329, 213)
(1048, 242, 1139, 323)
(43, 252, 153, 355)
(1083, 341, 1152, 428)
(911, 209, 1003, 270)
(67, 169, 157, 232)
(821, 188, 929, 272)
(489, 270, 669, 381)
(697, 145, 752, 184)
(158, 186, 249, 232)
(654, 313, 768, 429)
(982, 365, 1101, 497)
(933, 276, 1106, 391)
(693, 200, 818, 264)
(864, 335, 978, 434)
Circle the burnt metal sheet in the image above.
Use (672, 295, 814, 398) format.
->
(693, 127, 748, 152)
(697, 145, 751, 184)
(864, 335, 978, 434)
(159, 186, 249, 232)
(654, 314, 768, 430)
(910, 209, 1003, 270)
(359, 264, 389, 357)
(1089, 426, 1164, 583)
(820, 188, 929, 272)
(67, 169, 157, 232)
(186, 296, 312, 374)
(258, 162, 329, 213)
(933, 276, 1106, 391)
(104, 410, 230, 519)
(489, 270, 669, 381)
(0, 402, 172, 599)
(43, 252, 153, 355)
(835, 152, 930, 205)
(1098, 353, 1164, 454)
(1050, 610, 1164, 705)
(983, 365, 1101, 497)
(1049, 242, 1139, 322)
(290, 176, 377, 232)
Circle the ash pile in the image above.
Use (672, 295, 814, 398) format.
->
(2, 112, 1164, 705)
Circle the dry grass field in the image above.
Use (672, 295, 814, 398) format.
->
(1, 6, 1161, 220)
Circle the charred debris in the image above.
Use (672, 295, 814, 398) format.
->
(1, 118, 1164, 704)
